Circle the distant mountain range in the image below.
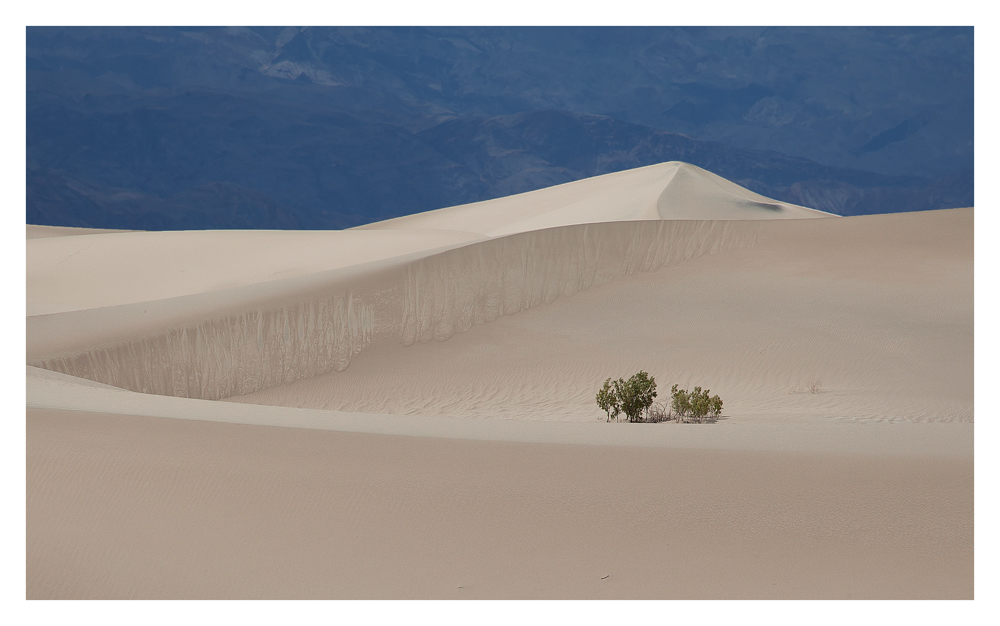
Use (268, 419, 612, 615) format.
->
(27, 26, 973, 230)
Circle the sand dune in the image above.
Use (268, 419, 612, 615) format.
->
(26, 224, 135, 239)
(231, 209, 972, 424)
(355, 161, 833, 237)
(25, 161, 973, 599)
(27, 228, 484, 315)
(27, 208, 972, 424)
(27, 219, 762, 399)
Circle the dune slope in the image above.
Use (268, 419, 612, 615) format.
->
(27, 228, 485, 315)
(26, 164, 969, 423)
(355, 161, 833, 237)
(27, 219, 761, 401)
(231, 208, 971, 423)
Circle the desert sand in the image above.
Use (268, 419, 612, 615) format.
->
(26, 161, 973, 599)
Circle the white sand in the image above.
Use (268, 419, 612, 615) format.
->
(27, 228, 484, 315)
(231, 209, 972, 424)
(26, 224, 135, 239)
(26, 366, 972, 456)
(28, 407, 972, 599)
(25, 161, 973, 599)
(355, 161, 833, 237)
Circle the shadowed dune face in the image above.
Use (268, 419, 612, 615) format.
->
(228, 208, 971, 423)
(27, 219, 762, 401)
(741, 200, 782, 212)
(653, 162, 820, 220)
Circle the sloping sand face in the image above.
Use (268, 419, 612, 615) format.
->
(354, 161, 833, 237)
(228, 208, 972, 424)
(27, 228, 485, 315)
(26, 162, 973, 599)
(27, 219, 762, 400)
(27, 209, 972, 423)
(26, 225, 135, 239)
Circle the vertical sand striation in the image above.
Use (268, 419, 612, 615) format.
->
(400, 219, 757, 345)
(28, 219, 759, 400)
(229, 208, 971, 423)
(34, 291, 375, 399)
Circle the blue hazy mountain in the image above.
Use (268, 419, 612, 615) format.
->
(27, 26, 973, 230)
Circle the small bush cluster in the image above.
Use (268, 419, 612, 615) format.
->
(596, 373, 725, 423)
(669, 384, 723, 423)
(596, 371, 657, 422)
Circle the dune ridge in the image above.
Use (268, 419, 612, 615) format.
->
(27, 228, 486, 315)
(26, 224, 135, 239)
(356, 161, 832, 237)
(399, 218, 758, 345)
(28, 218, 760, 400)
(230, 208, 971, 424)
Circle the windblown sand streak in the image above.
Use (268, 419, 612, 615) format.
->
(34, 292, 375, 398)
(231, 209, 971, 423)
(400, 219, 755, 345)
(29, 219, 758, 399)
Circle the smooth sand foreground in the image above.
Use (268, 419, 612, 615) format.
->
(27, 408, 972, 600)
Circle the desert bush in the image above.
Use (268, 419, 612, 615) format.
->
(615, 371, 658, 422)
(598, 376, 722, 423)
(596, 371, 658, 422)
(709, 394, 723, 417)
(670, 384, 723, 423)
(669, 384, 690, 418)
(596, 378, 620, 422)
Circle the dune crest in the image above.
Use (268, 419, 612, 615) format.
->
(356, 162, 833, 237)
(27, 228, 485, 315)
(655, 162, 815, 219)
(28, 218, 759, 400)
(399, 219, 757, 345)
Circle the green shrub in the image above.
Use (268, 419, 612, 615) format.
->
(670, 384, 723, 423)
(596, 378, 619, 423)
(596, 371, 657, 422)
(616, 371, 658, 422)
(598, 376, 723, 423)
(669, 384, 690, 418)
